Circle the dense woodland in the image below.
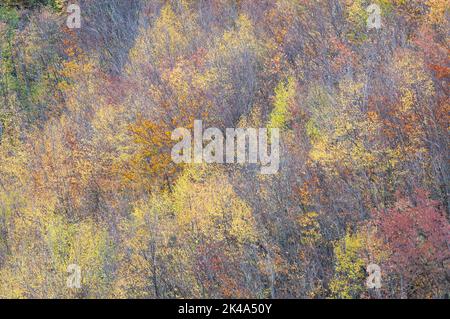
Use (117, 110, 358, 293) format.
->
(0, 0, 449, 299)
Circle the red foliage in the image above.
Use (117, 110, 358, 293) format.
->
(372, 189, 449, 282)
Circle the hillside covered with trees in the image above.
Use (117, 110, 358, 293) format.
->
(0, 0, 449, 298)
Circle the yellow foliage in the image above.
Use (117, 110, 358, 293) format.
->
(330, 231, 366, 299)
(298, 212, 322, 246)
(268, 77, 296, 131)
(173, 165, 257, 243)
(426, 0, 449, 24)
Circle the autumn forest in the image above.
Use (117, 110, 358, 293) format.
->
(0, 0, 449, 299)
